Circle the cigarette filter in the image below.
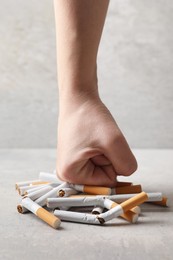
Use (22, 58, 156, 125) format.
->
(17, 197, 61, 229)
(116, 182, 132, 187)
(30, 181, 50, 186)
(111, 185, 142, 195)
(147, 196, 169, 207)
(70, 184, 112, 195)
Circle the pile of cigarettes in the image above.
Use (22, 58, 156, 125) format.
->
(16, 171, 168, 229)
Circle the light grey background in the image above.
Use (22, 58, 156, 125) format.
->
(0, 0, 173, 148)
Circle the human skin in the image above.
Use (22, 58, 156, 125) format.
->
(54, 0, 138, 187)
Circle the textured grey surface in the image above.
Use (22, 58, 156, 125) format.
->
(0, 0, 173, 148)
(0, 149, 172, 260)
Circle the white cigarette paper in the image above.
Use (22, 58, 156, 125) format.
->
(18, 197, 61, 229)
(54, 210, 100, 224)
(47, 196, 105, 209)
(39, 172, 63, 184)
(53, 192, 147, 224)
(26, 185, 48, 195)
(18, 184, 45, 196)
(70, 192, 163, 203)
(25, 185, 53, 200)
(35, 182, 69, 206)
(98, 192, 148, 223)
(15, 180, 40, 190)
(92, 206, 104, 215)
(19, 182, 69, 213)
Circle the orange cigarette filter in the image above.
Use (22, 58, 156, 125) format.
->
(17, 197, 61, 229)
(120, 192, 148, 212)
(83, 186, 111, 195)
(110, 202, 138, 223)
(30, 181, 50, 186)
(113, 185, 142, 195)
(116, 182, 132, 187)
(148, 196, 168, 207)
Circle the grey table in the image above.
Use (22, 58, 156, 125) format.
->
(0, 149, 172, 260)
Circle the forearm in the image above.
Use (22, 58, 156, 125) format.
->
(54, 0, 110, 96)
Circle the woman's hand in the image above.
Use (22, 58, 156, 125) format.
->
(56, 94, 137, 187)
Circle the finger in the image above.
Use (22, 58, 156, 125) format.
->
(91, 154, 112, 166)
(106, 135, 138, 176)
(58, 158, 117, 187)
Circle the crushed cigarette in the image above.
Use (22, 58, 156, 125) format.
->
(15, 171, 168, 229)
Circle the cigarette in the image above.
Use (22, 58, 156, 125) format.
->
(147, 196, 169, 207)
(104, 199, 138, 223)
(53, 192, 147, 225)
(58, 188, 78, 197)
(15, 180, 40, 190)
(25, 182, 60, 195)
(70, 184, 112, 195)
(18, 184, 46, 196)
(17, 197, 61, 229)
(25, 185, 49, 195)
(39, 172, 63, 184)
(19, 182, 69, 213)
(111, 185, 142, 195)
(24, 185, 53, 200)
(35, 182, 69, 207)
(69, 192, 163, 203)
(97, 192, 148, 223)
(116, 182, 132, 187)
(92, 206, 104, 215)
(54, 210, 100, 224)
(47, 196, 104, 209)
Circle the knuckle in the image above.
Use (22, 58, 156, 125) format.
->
(122, 158, 138, 176)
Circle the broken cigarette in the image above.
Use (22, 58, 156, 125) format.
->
(17, 197, 61, 229)
(104, 199, 139, 223)
(97, 192, 148, 223)
(19, 182, 69, 213)
(25, 185, 49, 195)
(18, 184, 46, 196)
(54, 192, 148, 225)
(70, 192, 162, 203)
(69, 184, 112, 195)
(58, 188, 78, 197)
(24, 185, 54, 201)
(54, 210, 100, 224)
(47, 196, 104, 209)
